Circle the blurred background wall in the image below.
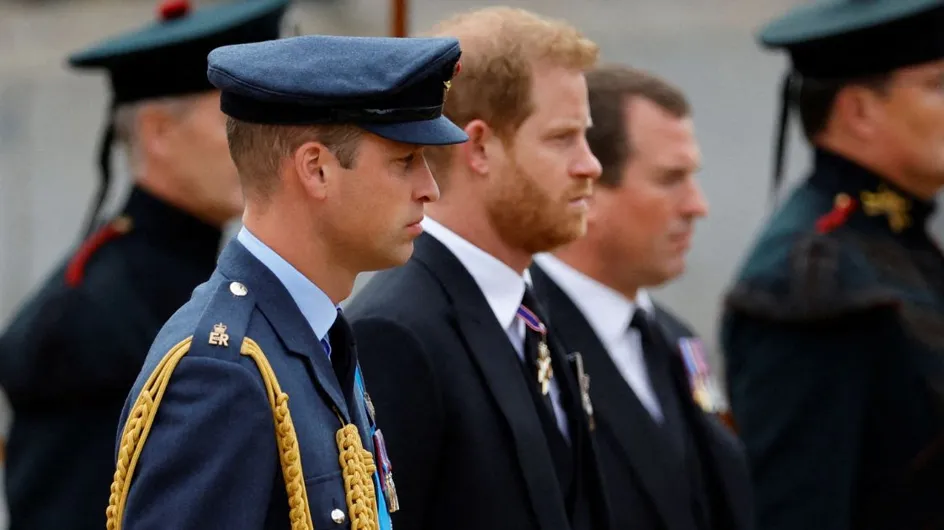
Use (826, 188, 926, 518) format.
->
(2, 0, 943, 527)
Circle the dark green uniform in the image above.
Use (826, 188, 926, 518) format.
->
(723, 148, 944, 530)
(722, 2, 944, 529)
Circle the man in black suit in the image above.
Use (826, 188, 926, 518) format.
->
(530, 65, 754, 530)
(345, 7, 609, 530)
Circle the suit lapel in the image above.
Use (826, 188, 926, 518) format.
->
(650, 310, 754, 530)
(414, 235, 571, 530)
(530, 265, 691, 530)
(660, 331, 752, 530)
(216, 240, 351, 422)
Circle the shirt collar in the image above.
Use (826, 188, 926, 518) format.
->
(237, 227, 338, 341)
(534, 253, 653, 346)
(422, 217, 528, 330)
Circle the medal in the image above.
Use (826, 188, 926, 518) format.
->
(569, 352, 595, 431)
(536, 341, 554, 395)
(372, 429, 400, 513)
(678, 337, 726, 414)
(364, 391, 377, 426)
(517, 304, 555, 395)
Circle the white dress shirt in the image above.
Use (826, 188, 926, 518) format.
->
(422, 218, 570, 438)
(533, 253, 664, 422)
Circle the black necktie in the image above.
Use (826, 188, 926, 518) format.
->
(519, 286, 575, 500)
(630, 308, 685, 450)
(326, 310, 355, 385)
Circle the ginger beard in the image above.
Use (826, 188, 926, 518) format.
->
(485, 149, 592, 256)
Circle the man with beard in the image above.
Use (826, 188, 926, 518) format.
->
(530, 65, 753, 530)
(0, 1, 288, 528)
(344, 7, 608, 530)
(723, 1, 944, 529)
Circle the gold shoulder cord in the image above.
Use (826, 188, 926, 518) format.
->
(105, 337, 380, 530)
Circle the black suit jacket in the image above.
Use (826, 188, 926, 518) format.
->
(530, 264, 754, 530)
(345, 234, 610, 530)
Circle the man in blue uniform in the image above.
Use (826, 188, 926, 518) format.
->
(106, 34, 467, 529)
(722, 1, 944, 529)
(0, 1, 288, 529)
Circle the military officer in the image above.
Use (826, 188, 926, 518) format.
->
(722, 1, 944, 529)
(106, 33, 466, 529)
(0, 1, 288, 529)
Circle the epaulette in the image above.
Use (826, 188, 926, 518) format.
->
(64, 216, 133, 288)
(185, 280, 257, 362)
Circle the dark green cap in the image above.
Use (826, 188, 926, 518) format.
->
(758, 0, 944, 198)
(69, 0, 290, 235)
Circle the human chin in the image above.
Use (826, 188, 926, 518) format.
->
(381, 239, 416, 269)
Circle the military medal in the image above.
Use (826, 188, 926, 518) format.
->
(536, 341, 554, 395)
(678, 337, 726, 414)
(517, 304, 554, 395)
(372, 429, 400, 513)
(364, 391, 377, 426)
(569, 352, 595, 431)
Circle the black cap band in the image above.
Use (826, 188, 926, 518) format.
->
(787, 7, 944, 79)
(220, 91, 445, 125)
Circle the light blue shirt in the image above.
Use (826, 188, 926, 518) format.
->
(236, 227, 338, 345)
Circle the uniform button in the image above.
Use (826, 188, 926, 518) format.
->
(331, 508, 346, 524)
(229, 282, 248, 296)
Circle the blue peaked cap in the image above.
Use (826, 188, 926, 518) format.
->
(207, 35, 469, 146)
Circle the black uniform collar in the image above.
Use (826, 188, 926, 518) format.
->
(119, 185, 223, 262)
(808, 148, 937, 238)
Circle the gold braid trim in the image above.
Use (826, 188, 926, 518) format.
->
(104, 337, 315, 530)
(240, 338, 314, 530)
(106, 337, 191, 530)
(336, 424, 379, 530)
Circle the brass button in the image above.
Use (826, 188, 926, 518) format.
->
(229, 282, 248, 297)
(331, 508, 346, 524)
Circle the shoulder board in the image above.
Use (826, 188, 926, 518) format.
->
(64, 216, 133, 287)
(186, 279, 257, 362)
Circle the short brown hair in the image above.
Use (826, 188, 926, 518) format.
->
(226, 118, 362, 199)
(422, 7, 599, 188)
(585, 65, 691, 187)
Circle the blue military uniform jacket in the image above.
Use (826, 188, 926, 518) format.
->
(110, 237, 392, 529)
(722, 148, 944, 530)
